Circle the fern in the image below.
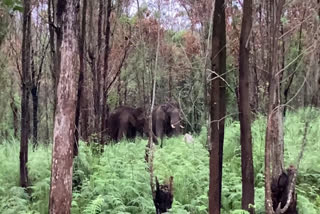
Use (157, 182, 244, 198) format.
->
(0, 108, 319, 213)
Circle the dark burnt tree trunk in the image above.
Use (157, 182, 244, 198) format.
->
(74, 0, 87, 157)
(100, 0, 112, 145)
(49, 0, 63, 120)
(30, 43, 47, 148)
(238, 0, 255, 212)
(20, 0, 32, 189)
(31, 82, 38, 147)
(209, 0, 227, 213)
(48, 0, 56, 118)
(93, 0, 104, 135)
(87, 0, 95, 136)
(48, 0, 79, 213)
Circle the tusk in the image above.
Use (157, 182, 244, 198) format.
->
(180, 125, 185, 129)
(171, 124, 175, 128)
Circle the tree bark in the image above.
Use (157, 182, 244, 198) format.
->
(238, 0, 255, 213)
(74, 0, 87, 157)
(265, 1, 285, 213)
(100, 0, 112, 145)
(20, 0, 32, 189)
(209, 0, 227, 213)
(49, 0, 79, 213)
(93, 0, 104, 134)
(31, 85, 38, 147)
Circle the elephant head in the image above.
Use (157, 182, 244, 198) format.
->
(161, 104, 181, 136)
(152, 101, 183, 147)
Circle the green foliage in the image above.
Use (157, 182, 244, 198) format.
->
(2, 0, 23, 13)
(0, 109, 319, 213)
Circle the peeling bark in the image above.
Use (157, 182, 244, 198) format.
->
(49, 0, 80, 212)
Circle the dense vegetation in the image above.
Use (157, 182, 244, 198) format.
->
(1, 109, 319, 214)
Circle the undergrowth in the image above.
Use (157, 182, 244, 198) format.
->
(0, 108, 319, 213)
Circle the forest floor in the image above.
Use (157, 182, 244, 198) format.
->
(0, 108, 319, 214)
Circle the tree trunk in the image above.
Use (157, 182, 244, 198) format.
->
(209, 0, 227, 213)
(265, 1, 286, 213)
(87, 0, 95, 136)
(49, 0, 79, 213)
(74, 0, 87, 156)
(238, 0, 255, 213)
(48, 0, 57, 119)
(92, 0, 104, 135)
(100, 0, 112, 145)
(31, 86, 38, 147)
(20, 0, 32, 189)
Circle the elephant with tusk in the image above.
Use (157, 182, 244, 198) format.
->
(152, 101, 183, 147)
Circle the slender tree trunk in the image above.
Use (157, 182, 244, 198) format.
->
(49, 0, 79, 212)
(238, 0, 255, 212)
(93, 0, 104, 134)
(100, 0, 112, 145)
(51, 0, 63, 120)
(209, 0, 227, 213)
(74, 0, 87, 156)
(30, 54, 38, 147)
(48, 0, 56, 119)
(44, 70, 50, 142)
(31, 86, 38, 147)
(87, 0, 95, 136)
(20, 0, 32, 189)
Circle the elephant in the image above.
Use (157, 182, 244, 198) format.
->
(152, 102, 183, 147)
(107, 106, 145, 142)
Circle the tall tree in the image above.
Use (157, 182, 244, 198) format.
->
(93, 0, 104, 134)
(49, 0, 80, 212)
(30, 41, 48, 147)
(264, 0, 286, 213)
(20, 0, 32, 188)
(100, 0, 112, 144)
(74, 0, 88, 157)
(238, 0, 255, 213)
(48, 0, 62, 118)
(209, 0, 227, 213)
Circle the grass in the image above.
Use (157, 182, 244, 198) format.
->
(0, 108, 319, 213)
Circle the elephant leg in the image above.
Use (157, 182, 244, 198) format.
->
(155, 122, 164, 148)
(117, 122, 128, 141)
